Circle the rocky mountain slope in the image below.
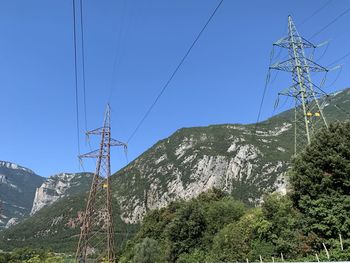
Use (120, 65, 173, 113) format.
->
(0, 160, 93, 230)
(0, 161, 44, 230)
(114, 122, 292, 224)
(30, 172, 93, 215)
(1, 88, 349, 251)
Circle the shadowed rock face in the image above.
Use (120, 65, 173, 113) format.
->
(0, 161, 44, 230)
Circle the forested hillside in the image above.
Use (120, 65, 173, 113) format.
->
(119, 122, 350, 262)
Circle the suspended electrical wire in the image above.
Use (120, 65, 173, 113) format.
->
(328, 51, 350, 67)
(108, 0, 132, 103)
(298, 0, 334, 27)
(127, 0, 225, 143)
(79, 0, 88, 131)
(254, 45, 276, 129)
(72, 0, 81, 156)
(310, 6, 350, 40)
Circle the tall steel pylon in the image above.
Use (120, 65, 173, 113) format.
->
(270, 15, 329, 154)
(75, 104, 127, 263)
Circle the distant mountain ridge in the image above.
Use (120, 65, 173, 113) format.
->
(0, 161, 93, 230)
(0, 161, 44, 229)
(0, 161, 35, 174)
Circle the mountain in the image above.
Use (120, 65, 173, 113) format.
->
(30, 172, 93, 215)
(0, 160, 93, 231)
(1, 88, 350, 252)
(0, 161, 44, 230)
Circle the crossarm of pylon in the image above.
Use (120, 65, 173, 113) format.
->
(273, 36, 315, 49)
(304, 58, 328, 72)
(79, 149, 100, 159)
(278, 90, 296, 98)
(110, 138, 127, 149)
(270, 59, 294, 72)
(86, 127, 107, 135)
(270, 58, 328, 72)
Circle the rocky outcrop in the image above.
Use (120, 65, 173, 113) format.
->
(5, 218, 19, 229)
(30, 173, 92, 215)
(0, 175, 8, 184)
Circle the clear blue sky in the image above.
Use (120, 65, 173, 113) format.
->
(1, 0, 350, 176)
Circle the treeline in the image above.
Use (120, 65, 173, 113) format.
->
(119, 122, 350, 262)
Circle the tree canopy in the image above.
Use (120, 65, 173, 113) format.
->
(290, 121, 350, 239)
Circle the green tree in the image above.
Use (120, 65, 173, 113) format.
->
(211, 209, 264, 262)
(289, 122, 350, 239)
(132, 238, 166, 263)
(259, 193, 302, 257)
(166, 202, 206, 262)
(176, 249, 208, 263)
(204, 196, 246, 235)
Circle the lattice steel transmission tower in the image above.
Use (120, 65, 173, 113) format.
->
(270, 15, 329, 153)
(76, 104, 127, 263)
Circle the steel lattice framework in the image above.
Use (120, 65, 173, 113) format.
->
(270, 15, 329, 153)
(75, 104, 127, 263)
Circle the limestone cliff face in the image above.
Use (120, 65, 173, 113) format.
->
(114, 122, 293, 224)
(30, 173, 93, 215)
(5, 218, 19, 229)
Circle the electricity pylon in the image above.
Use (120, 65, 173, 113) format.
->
(270, 15, 329, 154)
(75, 104, 127, 263)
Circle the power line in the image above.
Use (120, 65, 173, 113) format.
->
(254, 46, 276, 133)
(310, 5, 350, 40)
(298, 0, 334, 27)
(255, 70, 270, 126)
(79, 0, 88, 131)
(108, 0, 132, 103)
(72, 0, 81, 155)
(327, 51, 350, 67)
(127, 0, 225, 143)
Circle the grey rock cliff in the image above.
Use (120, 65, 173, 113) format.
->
(30, 172, 93, 215)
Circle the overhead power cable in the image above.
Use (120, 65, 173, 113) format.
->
(310, 5, 350, 40)
(80, 0, 88, 131)
(254, 46, 276, 129)
(126, 0, 225, 143)
(298, 0, 334, 27)
(72, 0, 81, 156)
(327, 51, 350, 67)
(108, 0, 133, 103)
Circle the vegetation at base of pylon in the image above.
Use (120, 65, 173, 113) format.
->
(119, 122, 350, 262)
